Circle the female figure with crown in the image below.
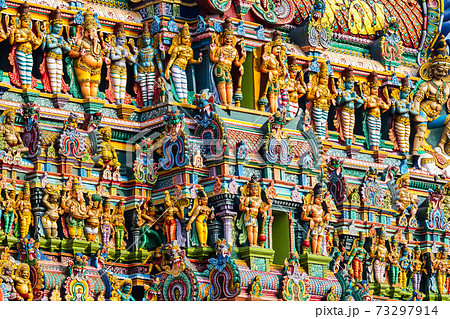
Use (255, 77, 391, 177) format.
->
(165, 23, 202, 103)
(413, 35, 450, 156)
(186, 187, 214, 247)
(9, 2, 43, 89)
(15, 182, 33, 238)
(369, 227, 388, 283)
(68, 8, 109, 99)
(259, 30, 286, 113)
(134, 21, 164, 107)
(334, 66, 363, 145)
(41, 7, 71, 94)
(306, 61, 335, 140)
(105, 22, 136, 105)
(285, 56, 306, 118)
(210, 18, 246, 107)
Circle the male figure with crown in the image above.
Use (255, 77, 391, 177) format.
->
(61, 177, 88, 239)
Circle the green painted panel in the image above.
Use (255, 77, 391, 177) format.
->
(240, 52, 254, 110)
(272, 211, 290, 265)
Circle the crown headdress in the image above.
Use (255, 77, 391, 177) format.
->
(50, 7, 63, 25)
(18, 2, 32, 21)
(341, 66, 355, 81)
(83, 8, 97, 30)
(270, 30, 283, 47)
(222, 17, 234, 36)
(142, 21, 151, 37)
(114, 22, 125, 38)
(400, 76, 411, 92)
(367, 71, 380, 88)
(72, 177, 83, 191)
(318, 61, 328, 78)
(180, 23, 190, 37)
(431, 35, 450, 67)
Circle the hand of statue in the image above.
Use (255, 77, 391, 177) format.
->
(239, 65, 244, 74)
(135, 74, 140, 83)
(197, 54, 203, 63)
(186, 223, 191, 231)
(165, 69, 170, 80)
(104, 57, 111, 65)
(210, 43, 216, 51)
(80, 48, 86, 57)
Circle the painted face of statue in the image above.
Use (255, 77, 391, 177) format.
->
(181, 35, 190, 45)
(249, 186, 259, 196)
(289, 70, 297, 79)
(400, 90, 410, 100)
(50, 194, 60, 204)
(22, 269, 30, 279)
(21, 18, 30, 29)
(314, 194, 323, 205)
(142, 36, 151, 47)
(433, 64, 448, 80)
(103, 131, 111, 141)
(224, 34, 233, 45)
(344, 80, 354, 90)
(5, 114, 15, 125)
(200, 196, 208, 205)
(370, 87, 378, 95)
(122, 283, 132, 294)
(85, 27, 98, 42)
(319, 77, 328, 85)
(72, 189, 84, 202)
(116, 36, 126, 47)
(272, 45, 281, 54)
(24, 192, 30, 200)
(52, 23, 63, 35)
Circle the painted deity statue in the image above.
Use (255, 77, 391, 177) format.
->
(410, 245, 423, 291)
(0, 13, 12, 43)
(165, 23, 202, 103)
(1, 182, 17, 235)
(285, 56, 306, 118)
(110, 278, 135, 301)
(11, 263, 33, 301)
(398, 244, 411, 289)
(41, 184, 62, 239)
(162, 191, 185, 243)
(112, 199, 128, 249)
(100, 199, 113, 246)
(0, 251, 17, 301)
(107, 22, 136, 105)
(210, 18, 246, 107)
(239, 176, 272, 247)
(134, 21, 164, 107)
(15, 182, 33, 238)
(387, 238, 400, 286)
(334, 66, 363, 146)
(68, 8, 109, 99)
(361, 71, 389, 151)
(41, 8, 71, 94)
(347, 232, 368, 281)
(0, 107, 29, 157)
(369, 227, 388, 283)
(388, 77, 418, 156)
(60, 177, 88, 239)
(85, 194, 102, 242)
(9, 2, 43, 89)
(301, 184, 333, 255)
(186, 188, 214, 247)
(259, 30, 286, 113)
(433, 246, 450, 294)
(137, 199, 162, 251)
(306, 61, 335, 140)
(396, 173, 418, 228)
(97, 126, 120, 172)
(413, 35, 450, 155)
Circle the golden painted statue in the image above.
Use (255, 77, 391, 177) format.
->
(1, 181, 18, 235)
(0, 107, 28, 156)
(97, 126, 120, 171)
(259, 30, 286, 113)
(413, 35, 450, 155)
(306, 61, 336, 140)
(137, 199, 162, 251)
(85, 194, 102, 242)
(238, 175, 271, 247)
(110, 277, 135, 301)
(387, 238, 400, 286)
(68, 8, 109, 99)
(165, 23, 202, 103)
(41, 184, 62, 239)
(286, 56, 306, 118)
(186, 187, 214, 247)
(410, 245, 423, 291)
(61, 177, 88, 239)
(369, 227, 388, 284)
(12, 263, 33, 301)
(112, 199, 128, 249)
(301, 183, 333, 255)
(162, 190, 187, 243)
(15, 182, 33, 238)
(433, 246, 450, 294)
(210, 18, 246, 106)
(396, 173, 418, 228)
(398, 244, 411, 290)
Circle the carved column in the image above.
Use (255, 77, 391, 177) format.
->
(210, 193, 237, 246)
(31, 186, 44, 240)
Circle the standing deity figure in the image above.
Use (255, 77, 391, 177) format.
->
(9, 2, 43, 89)
(398, 244, 411, 290)
(60, 177, 88, 239)
(110, 278, 135, 301)
(96, 126, 120, 172)
(433, 246, 450, 294)
(210, 18, 246, 107)
(137, 199, 162, 251)
(11, 263, 33, 301)
(369, 227, 388, 283)
(285, 57, 307, 118)
(387, 238, 400, 286)
(112, 199, 128, 249)
(259, 30, 286, 113)
(396, 173, 418, 228)
(41, 184, 62, 239)
(134, 21, 164, 107)
(0, 107, 28, 157)
(238, 176, 272, 247)
(107, 22, 136, 105)
(334, 66, 364, 146)
(100, 199, 114, 246)
(165, 23, 202, 103)
(85, 194, 102, 242)
(306, 61, 335, 140)
(1, 182, 17, 235)
(186, 187, 214, 247)
(389, 77, 418, 156)
(301, 183, 333, 255)
(68, 8, 109, 99)
(413, 35, 450, 155)
(15, 182, 33, 238)
(361, 71, 389, 150)
(41, 7, 71, 94)
(347, 232, 368, 281)
(162, 191, 185, 243)
(410, 245, 423, 291)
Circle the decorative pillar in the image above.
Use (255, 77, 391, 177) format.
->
(31, 186, 44, 240)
